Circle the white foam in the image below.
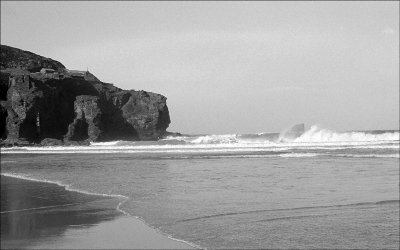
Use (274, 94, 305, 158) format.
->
(0, 173, 127, 200)
(90, 140, 126, 146)
(0, 173, 131, 217)
(0, 146, 291, 154)
(0, 147, 286, 154)
(1, 141, 397, 154)
(279, 153, 320, 158)
(189, 134, 239, 144)
(0, 173, 201, 249)
(294, 125, 399, 143)
(1, 125, 398, 155)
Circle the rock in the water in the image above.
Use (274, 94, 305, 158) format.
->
(0, 45, 171, 146)
(287, 123, 305, 137)
(40, 138, 64, 146)
(278, 123, 305, 142)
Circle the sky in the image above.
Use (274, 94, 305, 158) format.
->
(1, 1, 399, 134)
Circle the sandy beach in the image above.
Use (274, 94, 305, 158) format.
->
(0, 175, 194, 249)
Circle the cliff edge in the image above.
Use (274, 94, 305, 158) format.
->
(0, 45, 170, 146)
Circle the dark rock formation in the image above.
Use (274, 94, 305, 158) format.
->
(278, 123, 305, 142)
(1, 45, 65, 73)
(287, 123, 305, 138)
(0, 45, 170, 146)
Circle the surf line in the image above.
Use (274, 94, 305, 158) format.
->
(1, 172, 128, 198)
(1, 172, 130, 214)
(0, 173, 203, 249)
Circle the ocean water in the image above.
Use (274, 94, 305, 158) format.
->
(1, 126, 399, 249)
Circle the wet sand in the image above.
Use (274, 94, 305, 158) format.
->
(0, 175, 194, 249)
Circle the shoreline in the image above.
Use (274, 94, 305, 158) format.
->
(0, 173, 198, 249)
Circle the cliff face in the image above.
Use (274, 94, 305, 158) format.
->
(0, 45, 170, 145)
(1, 45, 66, 73)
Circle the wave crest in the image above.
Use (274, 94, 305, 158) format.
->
(190, 134, 239, 144)
(294, 126, 399, 143)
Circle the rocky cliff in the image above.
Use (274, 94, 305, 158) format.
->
(0, 45, 170, 146)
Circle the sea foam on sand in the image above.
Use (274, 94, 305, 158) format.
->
(0, 174, 197, 249)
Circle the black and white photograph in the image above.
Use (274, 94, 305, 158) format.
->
(0, 1, 399, 249)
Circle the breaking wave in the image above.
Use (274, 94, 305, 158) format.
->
(189, 134, 240, 144)
(163, 126, 399, 145)
(1, 125, 398, 155)
(294, 126, 399, 143)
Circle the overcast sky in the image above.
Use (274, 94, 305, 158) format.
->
(1, 1, 398, 134)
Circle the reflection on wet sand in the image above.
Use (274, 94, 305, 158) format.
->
(0, 176, 193, 249)
(1, 176, 121, 249)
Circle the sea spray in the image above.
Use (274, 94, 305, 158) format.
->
(295, 125, 399, 143)
(1, 141, 398, 249)
(1, 126, 398, 158)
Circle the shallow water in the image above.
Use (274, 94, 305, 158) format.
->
(0, 176, 193, 249)
(1, 128, 399, 248)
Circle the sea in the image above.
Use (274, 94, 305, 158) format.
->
(1, 125, 399, 249)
